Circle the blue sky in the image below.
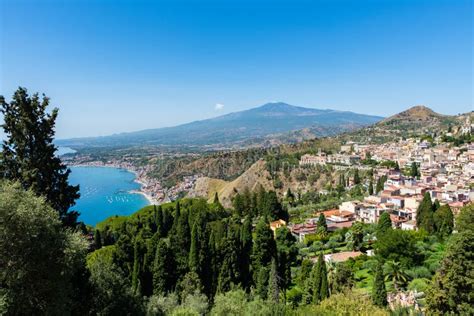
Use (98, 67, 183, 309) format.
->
(1, 0, 472, 138)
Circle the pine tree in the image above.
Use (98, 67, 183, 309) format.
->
(372, 262, 387, 307)
(0, 88, 80, 226)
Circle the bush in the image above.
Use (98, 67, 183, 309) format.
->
(407, 278, 430, 293)
(295, 291, 388, 315)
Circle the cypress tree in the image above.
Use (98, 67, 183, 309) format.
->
(312, 253, 323, 303)
(319, 257, 329, 301)
(368, 179, 374, 195)
(172, 201, 181, 231)
(0, 88, 80, 226)
(131, 240, 142, 295)
(240, 216, 253, 290)
(152, 239, 174, 295)
(189, 222, 200, 274)
(275, 227, 298, 299)
(267, 258, 280, 303)
(317, 213, 328, 235)
(94, 229, 102, 249)
(155, 205, 164, 237)
(252, 218, 276, 283)
(376, 176, 386, 194)
(410, 162, 420, 178)
(433, 204, 454, 237)
(353, 169, 360, 185)
(372, 262, 388, 307)
(213, 192, 219, 204)
(377, 212, 392, 237)
(171, 208, 191, 278)
(417, 192, 435, 233)
(217, 227, 241, 293)
(256, 266, 269, 300)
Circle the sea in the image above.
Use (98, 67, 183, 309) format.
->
(68, 166, 150, 226)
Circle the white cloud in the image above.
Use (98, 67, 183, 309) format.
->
(215, 103, 225, 111)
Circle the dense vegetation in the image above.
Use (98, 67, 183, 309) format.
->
(1, 88, 473, 315)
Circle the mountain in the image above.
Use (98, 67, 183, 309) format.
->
(379, 105, 447, 125)
(339, 105, 465, 144)
(57, 102, 383, 148)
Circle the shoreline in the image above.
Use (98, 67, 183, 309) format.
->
(69, 164, 158, 205)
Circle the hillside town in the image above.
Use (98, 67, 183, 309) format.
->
(294, 128, 473, 238)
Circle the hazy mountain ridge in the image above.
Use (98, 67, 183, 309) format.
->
(186, 105, 471, 204)
(57, 102, 383, 148)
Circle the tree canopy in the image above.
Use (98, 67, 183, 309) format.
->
(0, 88, 80, 226)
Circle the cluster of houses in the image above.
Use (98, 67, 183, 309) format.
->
(293, 136, 473, 241)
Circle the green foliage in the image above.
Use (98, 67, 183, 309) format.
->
(275, 227, 298, 294)
(0, 181, 88, 314)
(384, 260, 409, 291)
(433, 204, 454, 238)
(146, 293, 179, 316)
(331, 262, 355, 293)
(407, 278, 429, 292)
(374, 229, 423, 267)
(298, 291, 389, 316)
(0, 88, 80, 226)
(372, 262, 388, 308)
(456, 203, 474, 232)
(426, 230, 474, 315)
(377, 212, 392, 237)
(416, 192, 435, 233)
(375, 175, 387, 194)
(87, 251, 144, 315)
(267, 258, 280, 303)
(153, 239, 175, 295)
(410, 162, 420, 178)
(252, 218, 276, 283)
(317, 213, 328, 235)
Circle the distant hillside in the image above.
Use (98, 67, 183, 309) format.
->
(344, 105, 463, 143)
(57, 102, 382, 148)
(379, 105, 450, 126)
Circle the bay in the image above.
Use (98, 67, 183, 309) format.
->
(68, 166, 150, 226)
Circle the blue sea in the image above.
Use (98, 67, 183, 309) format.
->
(68, 166, 150, 226)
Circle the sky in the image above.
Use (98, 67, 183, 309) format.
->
(0, 0, 472, 139)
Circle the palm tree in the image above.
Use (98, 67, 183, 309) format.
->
(385, 260, 409, 291)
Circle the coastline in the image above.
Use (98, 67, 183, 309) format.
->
(69, 164, 157, 205)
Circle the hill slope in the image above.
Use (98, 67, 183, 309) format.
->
(344, 105, 462, 143)
(57, 102, 383, 148)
